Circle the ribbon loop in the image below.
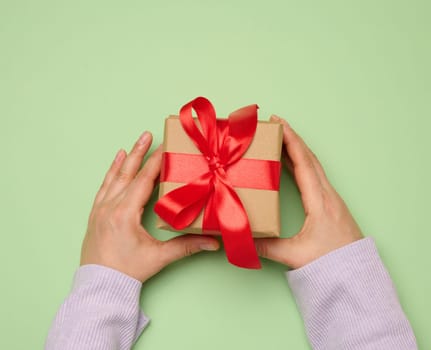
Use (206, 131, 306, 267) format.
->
(179, 97, 218, 158)
(155, 97, 262, 269)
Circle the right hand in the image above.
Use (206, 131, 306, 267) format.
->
(254, 116, 363, 269)
(80, 131, 220, 283)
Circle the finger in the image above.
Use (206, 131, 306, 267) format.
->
(307, 148, 331, 188)
(160, 234, 220, 266)
(126, 145, 163, 210)
(254, 237, 297, 267)
(105, 131, 153, 200)
(94, 149, 127, 205)
(271, 115, 323, 212)
(281, 147, 294, 173)
(277, 117, 330, 188)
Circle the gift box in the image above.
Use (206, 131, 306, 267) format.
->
(154, 97, 283, 269)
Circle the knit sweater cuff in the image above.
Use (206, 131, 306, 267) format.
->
(286, 237, 417, 349)
(286, 237, 380, 298)
(73, 265, 150, 338)
(73, 265, 142, 299)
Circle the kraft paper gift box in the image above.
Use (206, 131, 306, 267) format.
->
(155, 115, 283, 238)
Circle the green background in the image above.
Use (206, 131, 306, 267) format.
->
(1, 0, 429, 348)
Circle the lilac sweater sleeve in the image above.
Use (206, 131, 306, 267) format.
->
(287, 237, 417, 349)
(46, 238, 417, 350)
(45, 264, 149, 350)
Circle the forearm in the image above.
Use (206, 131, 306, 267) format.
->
(287, 237, 417, 349)
(45, 265, 149, 350)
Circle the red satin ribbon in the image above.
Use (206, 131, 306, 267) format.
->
(155, 97, 277, 269)
(161, 153, 281, 191)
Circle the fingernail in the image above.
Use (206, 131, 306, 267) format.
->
(138, 131, 150, 145)
(114, 149, 125, 163)
(270, 115, 280, 122)
(200, 243, 219, 251)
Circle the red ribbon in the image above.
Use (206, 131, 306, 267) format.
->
(161, 153, 281, 191)
(155, 97, 277, 269)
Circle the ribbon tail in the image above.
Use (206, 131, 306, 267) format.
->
(155, 172, 213, 230)
(202, 185, 219, 234)
(213, 177, 261, 269)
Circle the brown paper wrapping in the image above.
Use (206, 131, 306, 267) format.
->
(156, 116, 283, 238)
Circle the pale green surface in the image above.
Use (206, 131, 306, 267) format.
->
(1, 0, 429, 348)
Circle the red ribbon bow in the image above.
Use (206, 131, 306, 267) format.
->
(155, 97, 262, 269)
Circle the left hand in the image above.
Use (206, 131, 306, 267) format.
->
(80, 131, 220, 283)
(254, 117, 363, 269)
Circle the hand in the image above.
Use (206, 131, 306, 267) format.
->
(80, 132, 220, 282)
(255, 117, 363, 269)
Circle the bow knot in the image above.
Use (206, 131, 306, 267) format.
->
(206, 155, 224, 172)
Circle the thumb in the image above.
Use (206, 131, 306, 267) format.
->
(254, 237, 296, 267)
(161, 234, 220, 266)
